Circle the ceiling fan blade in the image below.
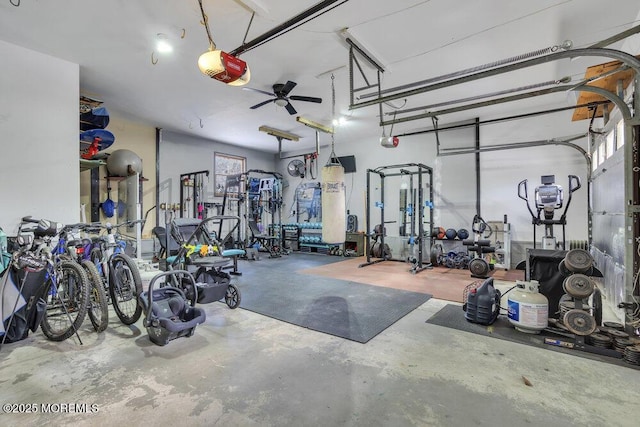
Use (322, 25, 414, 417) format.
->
(289, 95, 322, 104)
(280, 81, 297, 96)
(250, 99, 276, 109)
(243, 87, 276, 97)
(284, 102, 297, 115)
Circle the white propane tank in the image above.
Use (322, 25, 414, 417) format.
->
(507, 280, 548, 334)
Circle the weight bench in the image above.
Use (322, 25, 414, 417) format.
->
(463, 239, 496, 255)
(248, 219, 280, 258)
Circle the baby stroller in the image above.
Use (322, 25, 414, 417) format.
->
(167, 216, 242, 309)
(139, 270, 206, 346)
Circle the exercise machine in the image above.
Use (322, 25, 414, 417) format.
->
(360, 163, 433, 274)
(179, 170, 210, 219)
(518, 174, 581, 250)
(463, 214, 495, 278)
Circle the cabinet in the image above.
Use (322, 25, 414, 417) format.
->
(345, 232, 365, 256)
(282, 224, 300, 251)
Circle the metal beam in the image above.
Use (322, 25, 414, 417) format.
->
(393, 100, 611, 138)
(229, 0, 346, 56)
(352, 48, 640, 111)
(379, 83, 631, 128)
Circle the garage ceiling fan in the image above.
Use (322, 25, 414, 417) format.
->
(245, 80, 322, 115)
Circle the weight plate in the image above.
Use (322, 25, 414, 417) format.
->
(370, 242, 380, 258)
(559, 301, 575, 317)
(563, 309, 597, 336)
(598, 326, 615, 336)
(430, 243, 443, 266)
(558, 259, 571, 277)
(563, 249, 593, 273)
(586, 333, 612, 348)
(469, 258, 489, 278)
(382, 243, 392, 259)
(562, 274, 595, 299)
(590, 288, 602, 327)
(603, 321, 624, 330)
(608, 329, 630, 339)
(587, 333, 611, 343)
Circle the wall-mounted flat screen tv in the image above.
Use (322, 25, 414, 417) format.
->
(337, 155, 357, 173)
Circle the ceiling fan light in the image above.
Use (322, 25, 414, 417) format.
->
(274, 98, 288, 107)
(198, 50, 250, 86)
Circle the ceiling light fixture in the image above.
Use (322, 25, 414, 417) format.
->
(258, 125, 300, 141)
(332, 116, 347, 126)
(274, 98, 289, 107)
(197, 0, 250, 86)
(296, 116, 333, 134)
(156, 33, 173, 53)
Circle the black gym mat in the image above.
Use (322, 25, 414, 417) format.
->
(426, 304, 639, 370)
(235, 254, 431, 343)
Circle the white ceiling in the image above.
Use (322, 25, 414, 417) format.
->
(1, 0, 639, 154)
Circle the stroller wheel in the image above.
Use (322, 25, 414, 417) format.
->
(225, 284, 241, 309)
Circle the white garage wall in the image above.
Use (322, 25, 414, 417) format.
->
(479, 111, 590, 244)
(158, 130, 275, 213)
(0, 40, 79, 234)
(277, 107, 592, 260)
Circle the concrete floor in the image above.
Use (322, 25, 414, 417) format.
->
(1, 274, 639, 426)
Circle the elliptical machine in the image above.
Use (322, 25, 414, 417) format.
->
(518, 175, 581, 250)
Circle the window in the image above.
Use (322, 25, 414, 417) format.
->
(606, 130, 615, 159)
(598, 143, 605, 166)
(616, 119, 625, 150)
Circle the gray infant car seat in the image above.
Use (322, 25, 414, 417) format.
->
(139, 270, 206, 346)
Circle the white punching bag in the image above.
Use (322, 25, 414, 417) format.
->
(321, 161, 346, 244)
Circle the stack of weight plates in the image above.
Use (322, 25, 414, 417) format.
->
(613, 337, 635, 353)
(586, 333, 612, 348)
(623, 346, 640, 365)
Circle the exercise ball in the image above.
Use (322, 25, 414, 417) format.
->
(107, 149, 142, 177)
(445, 228, 457, 240)
(457, 228, 469, 240)
(435, 227, 446, 240)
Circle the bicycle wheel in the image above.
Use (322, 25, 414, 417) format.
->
(109, 253, 143, 325)
(82, 260, 109, 332)
(40, 260, 90, 342)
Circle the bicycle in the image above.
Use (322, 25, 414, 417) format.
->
(9, 217, 91, 342)
(89, 220, 143, 325)
(52, 222, 109, 333)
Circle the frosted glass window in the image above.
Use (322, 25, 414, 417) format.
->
(598, 143, 605, 166)
(606, 131, 615, 159)
(616, 119, 625, 150)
